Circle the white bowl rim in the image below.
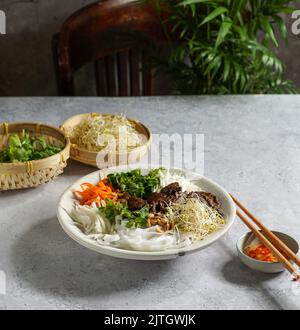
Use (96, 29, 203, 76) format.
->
(57, 165, 237, 258)
(236, 230, 299, 265)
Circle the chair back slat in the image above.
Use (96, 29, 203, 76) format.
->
(106, 55, 118, 96)
(142, 50, 152, 96)
(117, 51, 130, 96)
(95, 58, 108, 96)
(94, 48, 151, 97)
(130, 49, 143, 96)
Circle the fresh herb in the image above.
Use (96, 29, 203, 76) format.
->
(100, 200, 150, 229)
(107, 168, 164, 199)
(100, 200, 132, 222)
(0, 132, 63, 163)
(126, 205, 150, 229)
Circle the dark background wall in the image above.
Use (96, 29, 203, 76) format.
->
(0, 0, 300, 96)
(0, 0, 96, 96)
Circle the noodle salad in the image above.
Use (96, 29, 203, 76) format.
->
(70, 168, 225, 252)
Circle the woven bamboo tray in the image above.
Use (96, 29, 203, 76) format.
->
(60, 113, 152, 167)
(0, 122, 70, 191)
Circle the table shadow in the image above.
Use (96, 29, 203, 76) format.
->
(11, 217, 175, 299)
(219, 240, 298, 310)
(0, 184, 47, 200)
(62, 159, 96, 177)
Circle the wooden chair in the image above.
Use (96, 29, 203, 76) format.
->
(52, 0, 167, 96)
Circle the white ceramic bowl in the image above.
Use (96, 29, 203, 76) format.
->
(237, 231, 299, 273)
(57, 165, 236, 260)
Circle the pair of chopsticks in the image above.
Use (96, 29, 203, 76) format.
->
(230, 194, 300, 281)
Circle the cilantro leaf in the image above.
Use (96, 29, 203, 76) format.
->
(0, 132, 63, 163)
(107, 168, 164, 198)
(100, 200, 150, 229)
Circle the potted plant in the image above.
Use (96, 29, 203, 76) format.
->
(143, 0, 299, 94)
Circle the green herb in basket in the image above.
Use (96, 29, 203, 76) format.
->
(0, 132, 63, 163)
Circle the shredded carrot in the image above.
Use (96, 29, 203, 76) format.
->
(74, 179, 119, 207)
(246, 244, 289, 263)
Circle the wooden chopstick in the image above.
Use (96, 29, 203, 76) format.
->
(236, 210, 299, 280)
(230, 194, 300, 268)
(230, 195, 300, 281)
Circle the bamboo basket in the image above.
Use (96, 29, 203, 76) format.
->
(60, 113, 152, 167)
(0, 122, 70, 191)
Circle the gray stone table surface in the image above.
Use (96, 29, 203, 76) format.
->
(0, 96, 300, 310)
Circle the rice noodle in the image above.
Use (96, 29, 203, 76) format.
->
(159, 170, 201, 192)
(71, 203, 114, 235)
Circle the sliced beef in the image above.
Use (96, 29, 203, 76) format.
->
(160, 182, 182, 196)
(127, 196, 146, 211)
(147, 192, 173, 213)
(187, 191, 221, 210)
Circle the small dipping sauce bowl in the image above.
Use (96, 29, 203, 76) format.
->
(237, 231, 299, 274)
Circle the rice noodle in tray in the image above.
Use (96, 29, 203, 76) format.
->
(72, 114, 142, 152)
(70, 168, 225, 252)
